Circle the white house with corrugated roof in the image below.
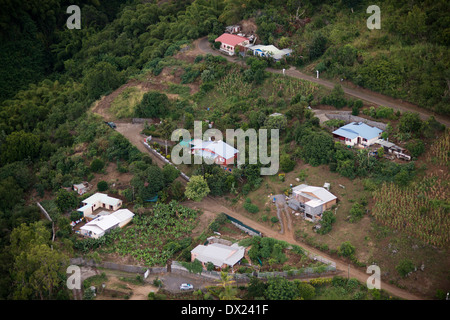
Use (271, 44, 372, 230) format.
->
(191, 241, 246, 271)
(80, 208, 134, 239)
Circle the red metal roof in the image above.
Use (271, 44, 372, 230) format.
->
(215, 33, 248, 46)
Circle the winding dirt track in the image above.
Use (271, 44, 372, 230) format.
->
(198, 37, 450, 127)
(90, 39, 431, 300)
(184, 196, 425, 300)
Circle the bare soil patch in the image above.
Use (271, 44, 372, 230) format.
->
(94, 273, 158, 300)
(190, 208, 215, 238)
(89, 161, 134, 191)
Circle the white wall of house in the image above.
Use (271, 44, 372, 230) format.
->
(342, 135, 380, 147)
(343, 137, 358, 146)
(221, 43, 235, 55)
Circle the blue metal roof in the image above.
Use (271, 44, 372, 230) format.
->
(332, 122, 382, 140)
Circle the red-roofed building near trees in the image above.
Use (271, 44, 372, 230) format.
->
(215, 33, 249, 55)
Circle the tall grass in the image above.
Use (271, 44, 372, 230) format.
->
(110, 87, 145, 118)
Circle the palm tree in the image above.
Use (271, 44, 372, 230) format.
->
(218, 271, 240, 300)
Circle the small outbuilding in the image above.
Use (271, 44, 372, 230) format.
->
(73, 182, 90, 195)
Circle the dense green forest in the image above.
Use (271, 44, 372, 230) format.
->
(0, 0, 448, 300)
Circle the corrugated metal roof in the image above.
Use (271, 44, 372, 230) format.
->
(191, 140, 239, 160)
(112, 209, 134, 223)
(81, 215, 120, 232)
(332, 122, 382, 140)
(82, 193, 122, 207)
(293, 184, 337, 203)
(191, 242, 245, 267)
(305, 199, 324, 208)
(215, 33, 248, 46)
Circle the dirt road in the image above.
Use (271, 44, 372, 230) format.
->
(198, 37, 450, 127)
(90, 41, 426, 300)
(184, 196, 425, 300)
(110, 121, 424, 300)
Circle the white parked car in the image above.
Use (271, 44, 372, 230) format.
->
(180, 283, 194, 290)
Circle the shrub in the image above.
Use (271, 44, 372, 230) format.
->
(97, 180, 108, 191)
(309, 34, 328, 60)
(135, 91, 170, 118)
(180, 259, 203, 274)
(209, 213, 228, 232)
(349, 202, 365, 223)
(206, 262, 215, 271)
(396, 259, 415, 277)
(243, 201, 259, 213)
(70, 211, 81, 222)
(399, 112, 422, 134)
(153, 277, 162, 287)
(374, 106, 396, 120)
(280, 154, 296, 173)
(346, 278, 360, 291)
(338, 241, 355, 257)
(354, 100, 363, 109)
(90, 158, 105, 173)
(322, 84, 347, 108)
(332, 276, 347, 287)
(296, 281, 316, 300)
(406, 139, 425, 158)
(316, 211, 336, 234)
(181, 67, 201, 84)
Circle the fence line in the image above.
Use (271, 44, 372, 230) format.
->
(132, 118, 154, 124)
(70, 258, 149, 274)
(141, 140, 190, 182)
(71, 258, 337, 283)
(171, 261, 337, 282)
(224, 214, 262, 237)
(37, 202, 55, 242)
(325, 113, 387, 130)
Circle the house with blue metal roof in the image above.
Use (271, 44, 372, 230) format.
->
(332, 122, 383, 147)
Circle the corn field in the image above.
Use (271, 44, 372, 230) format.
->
(371, 174, 450, 247)
(427, 128, 449, 165)
(270, 75, 319, 98)
(217, 68, 253, 97)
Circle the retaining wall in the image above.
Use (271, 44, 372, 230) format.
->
(141, 140, 190, 182)
(71, 258, 337, 282)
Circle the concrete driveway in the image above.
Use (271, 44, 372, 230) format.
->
(273, 194, 292, 235)
(159, 273, 218, 293)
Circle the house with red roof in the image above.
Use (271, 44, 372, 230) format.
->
(215, 33, 249, 55)
(190, 139, 239, 167)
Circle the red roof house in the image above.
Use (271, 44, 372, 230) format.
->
(215, 33, 249, 55)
